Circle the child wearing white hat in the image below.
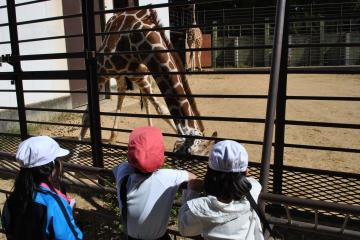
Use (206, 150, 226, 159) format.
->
(178, 140, 264, 240)
(1, 136, 83, 240)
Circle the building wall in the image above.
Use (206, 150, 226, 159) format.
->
(0, 0, 70, 108)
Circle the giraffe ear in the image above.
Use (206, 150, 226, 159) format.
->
(211, 131, 218, 137)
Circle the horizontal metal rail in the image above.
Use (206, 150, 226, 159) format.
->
(16, 13, 83, 26)
(261, 192, 360, 215)
(0, 106, 17, 110)
(284, 143, 360, 154)
(26, 120, 83, 128)
(287, 96, 360, 101)
(93, 19, 360, 37)
(1, 90, 359, 102)
(285, 120, 360, 129)
(281, 164, 360, 179)
(101, 127, 263, 145)
(0, 0, 50, 9)
(13, 52, 86, 61)
(0, 118, 18, 122)
(100, 111, 265, 123)
(5, 41, 359, 60)
(1, 67, 359, 80)
(25, 107, 86, 114)
(0, 70, 87, 80)
(22, 90, 87, 94)
(0, 6, 358, 29)
(13, 0, 49, 8)
(17, 33, 84, 44)
(268, 216, 360, 240)
(0, 90, 16, 92)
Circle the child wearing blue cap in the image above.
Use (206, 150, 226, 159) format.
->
(1, 136, 83, 240)
(178, 140, 264, 240)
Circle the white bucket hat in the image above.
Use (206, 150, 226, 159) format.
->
(16, 136, 70, 168)
(208, 140, 248, 173)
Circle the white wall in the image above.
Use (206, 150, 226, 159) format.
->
(0, 0, 70, 108)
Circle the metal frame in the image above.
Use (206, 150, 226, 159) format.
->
(0, 0, 359, 238)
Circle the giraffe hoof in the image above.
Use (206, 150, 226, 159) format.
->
(109, 138, 117, 145)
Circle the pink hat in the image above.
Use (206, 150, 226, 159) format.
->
(128, 126, 165, 173)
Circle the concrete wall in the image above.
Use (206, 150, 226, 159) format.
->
(0, 0, 70, 109)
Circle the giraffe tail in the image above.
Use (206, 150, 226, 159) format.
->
(125, 77, 134, 90)
(139, 90, 144, 110)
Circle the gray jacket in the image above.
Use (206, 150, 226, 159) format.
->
(178, 178, 264, 240)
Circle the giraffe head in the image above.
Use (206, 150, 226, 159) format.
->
(173, 131, 218, 156)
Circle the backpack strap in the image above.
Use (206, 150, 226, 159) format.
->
(245, 192, 283, 239)
(37, 189, 80, 240)
(120, 175, 130, 235)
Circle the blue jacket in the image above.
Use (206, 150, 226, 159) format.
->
(34, 186, 83, 240)
(2, 186, 83, 240)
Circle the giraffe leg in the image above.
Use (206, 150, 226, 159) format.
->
(134, 76, 177, 133)
(79, 77, 108, 140)
(141, 89, 153, 127)
(109, 77, 127, 143)
(188, 51, 193, 72)
(197, 50, 202, 71)
(191, 50, 195, 72)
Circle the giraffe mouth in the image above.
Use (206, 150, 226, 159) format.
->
(173, 131, 218, 156)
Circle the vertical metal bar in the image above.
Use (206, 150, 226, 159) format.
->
(82, 0, 104, 168)
(252, 7, 255, 67)
(314, 210, 319, 229)
(222, 9, 225, 68)
(260, 0, 288, 193)
(340, 214, 350, 233)
(6, 0, 28, 140)
(98, 0, 110, 99)
(273, 0, 289, 195)
(285, 204, 292, 224)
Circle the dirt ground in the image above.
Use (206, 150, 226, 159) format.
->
(25, 73, 360, 174)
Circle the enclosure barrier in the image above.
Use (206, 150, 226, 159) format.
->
(0, 0, 359, 238)
(0, 152, 359, 239)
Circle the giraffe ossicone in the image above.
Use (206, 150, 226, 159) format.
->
(79, 8, 216, 155)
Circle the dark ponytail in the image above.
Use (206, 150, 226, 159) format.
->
(7, 161, 56, 217)
(204, 166, 252, 203)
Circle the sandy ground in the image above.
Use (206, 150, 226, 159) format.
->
(26, 73, 359, 174)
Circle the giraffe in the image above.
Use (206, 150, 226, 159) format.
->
(79, 9, 216, 155)
(186, 3, 203, 71)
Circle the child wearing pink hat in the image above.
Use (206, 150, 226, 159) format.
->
(113, 126, 200, 239)
(178, 140, 264, 240)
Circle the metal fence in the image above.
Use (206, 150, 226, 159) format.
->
(170, 1, 360, 68)
(0, 0, 360, 239)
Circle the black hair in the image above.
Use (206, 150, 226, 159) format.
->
(7, 160, 61, 217)
(204, 166, 252, 203)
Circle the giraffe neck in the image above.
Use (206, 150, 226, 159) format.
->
(97, 9, 204, 138)
(192, 4, 196, 25)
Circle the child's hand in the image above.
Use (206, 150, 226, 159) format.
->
(69, 198, 76, 209)
(188, 179, 204, 193)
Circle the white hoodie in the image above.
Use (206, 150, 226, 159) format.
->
(178, 178, 264, 240)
